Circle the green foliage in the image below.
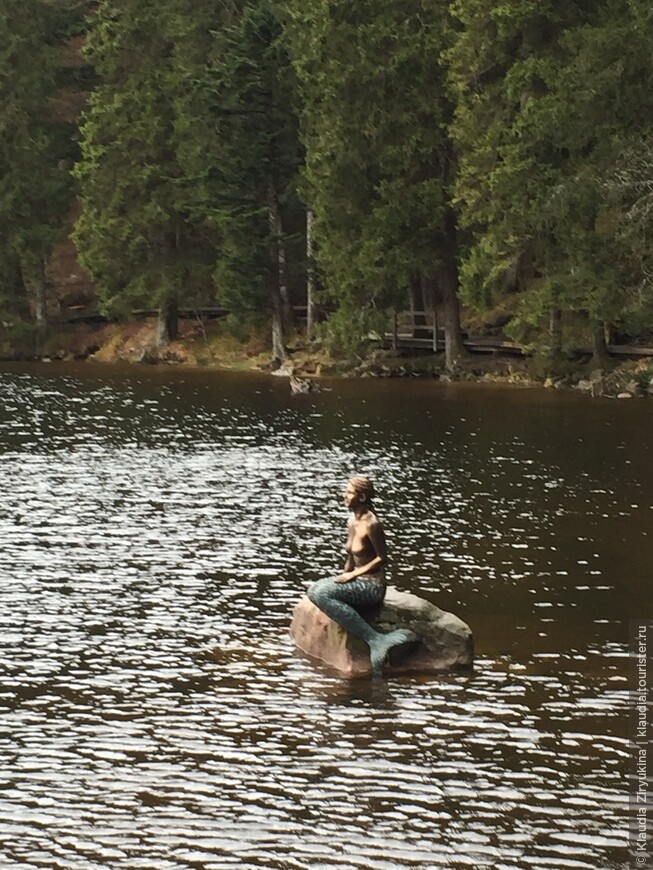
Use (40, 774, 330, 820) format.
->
(0, 0, 72, 324)
(4, 0, 653, 357)
(74, 0, 303, 347)
(602, 136, 653, 332)
(285, 0, 454, 318)
(73, 0, 221, 316)
(218, 312, 263, 344)
(200, 0, 303, 315)
(449, 0, 653, 348)
(321, 305, 386, 359)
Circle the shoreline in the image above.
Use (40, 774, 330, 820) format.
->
(2, 317, 653, 400)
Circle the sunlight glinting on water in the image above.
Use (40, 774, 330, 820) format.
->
(0, 365, 645, 869)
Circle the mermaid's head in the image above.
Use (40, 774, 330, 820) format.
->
(346, 475, 375, 504)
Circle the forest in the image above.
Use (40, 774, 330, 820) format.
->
(2, 0, 653, 373)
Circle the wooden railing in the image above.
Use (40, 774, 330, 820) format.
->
(378, 311, 653, 358)
(385, 310, 441, 352)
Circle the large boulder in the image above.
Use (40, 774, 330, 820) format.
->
(290, 586, 474, 677)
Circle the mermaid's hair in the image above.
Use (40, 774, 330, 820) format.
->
(349, 475, 375, 502)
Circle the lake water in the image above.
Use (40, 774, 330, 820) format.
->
(0, 361, 650, 870)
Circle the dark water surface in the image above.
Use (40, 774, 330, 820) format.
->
(0, 362, 650, 870)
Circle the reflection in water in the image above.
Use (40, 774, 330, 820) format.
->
(0, 362, 648, 868)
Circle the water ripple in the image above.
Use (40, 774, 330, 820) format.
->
(0, 364, 645, 868)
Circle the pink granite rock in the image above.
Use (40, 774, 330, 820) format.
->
(290, 586, 473, 677)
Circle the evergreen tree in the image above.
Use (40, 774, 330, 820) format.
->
(570, 0, 653, 339)
(448, 0, 653, 364)
(200, 0, 304, 361)
(286, 0, 466, 368)
(73, 0, 220, 344)
(449, 1, 577, 358)
(0, 0, 71, 333)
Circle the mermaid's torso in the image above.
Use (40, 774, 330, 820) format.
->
(346, 512, 385, 581)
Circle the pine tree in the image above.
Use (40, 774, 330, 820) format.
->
(0, 0, 71, 334)
(285, 0, 467, 368)
(448, 0, 652, 365)
(73, 0, 220, 344)
(201, 0, 304, 361)
(569, 0, 653, 339)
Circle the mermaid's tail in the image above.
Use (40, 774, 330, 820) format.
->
(369, 628, 420, 676)
(307, 578, 383, 645)
(308, 579, 420, 676)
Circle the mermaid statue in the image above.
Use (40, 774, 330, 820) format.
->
(307, 476, 419, 676)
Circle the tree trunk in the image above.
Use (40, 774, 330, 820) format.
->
(409, 273, 429, 338)
(271, 285, 287, 362)
(421, 274, 437, 311)
(267, 182, 288, 362)
(267, 184, 294, 330)
(12, 260, 30, 321)
(441, 264, 466, 371)
(549, 305, 562, 361)
(33, 278, 47, 333)
(439, 210, 467, 372)
(591, 319, 610, 368)
(306, 207, 317, 340)
(27, 257, 48, 334)
(157, 298, 178, 347)
(440, 212, 466, 371)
